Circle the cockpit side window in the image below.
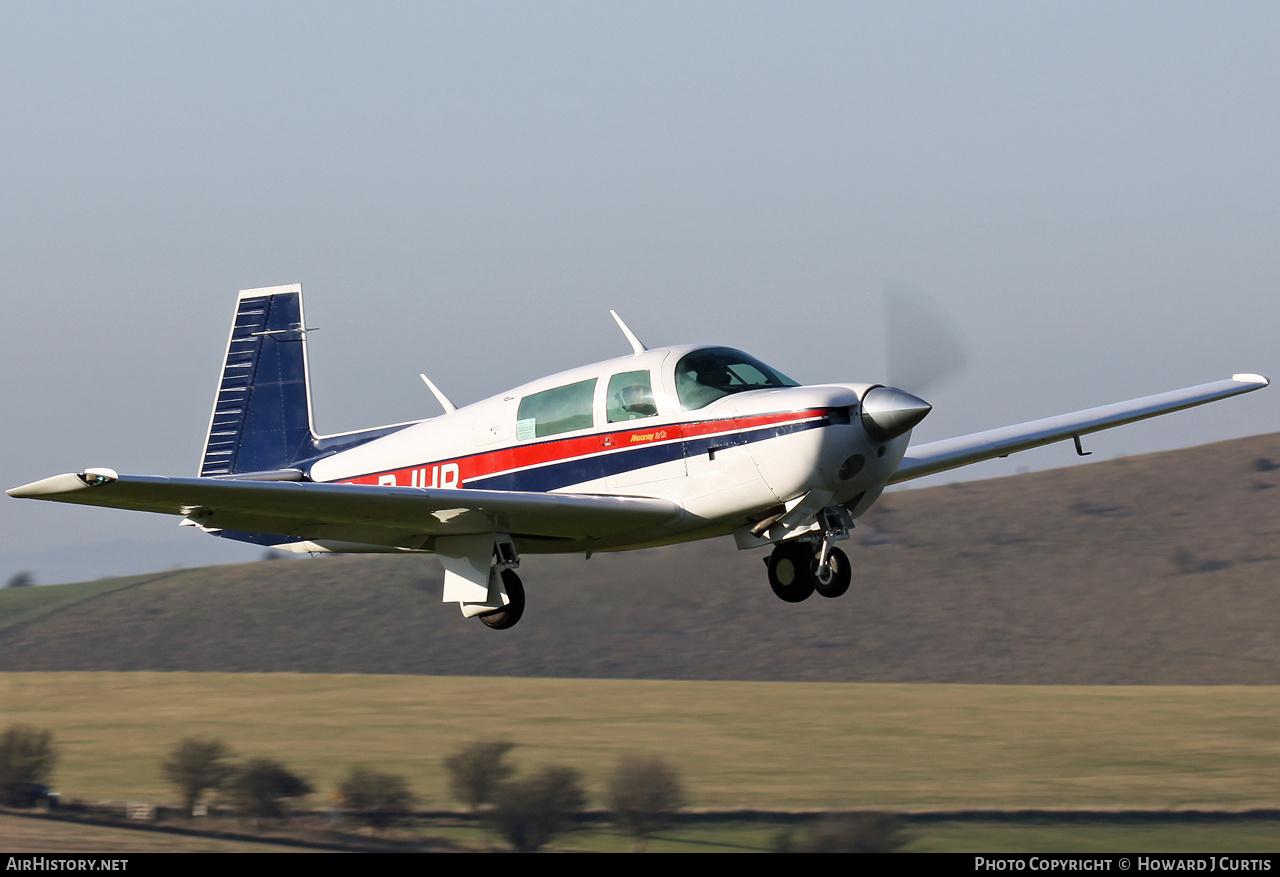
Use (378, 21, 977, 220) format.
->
(674, 348, 799, 411)
(606, 370, 658, 423)
(517, 378, 597, 439)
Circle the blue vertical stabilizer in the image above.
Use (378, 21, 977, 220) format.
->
(199, 285, 317, 476)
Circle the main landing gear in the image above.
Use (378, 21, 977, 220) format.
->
(479, 569, 525, 630)
(478, 538, 525, 630)
(765, 510, 853, 603)
(440, 535, 526, 631)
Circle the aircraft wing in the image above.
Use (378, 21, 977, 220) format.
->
(6, 473, 681, 546)
(890, 374, 1269, 485)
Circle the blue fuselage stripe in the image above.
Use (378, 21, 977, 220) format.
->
(465, 417, 827, 493)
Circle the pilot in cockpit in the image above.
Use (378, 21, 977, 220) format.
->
(614, 383, 657, 419)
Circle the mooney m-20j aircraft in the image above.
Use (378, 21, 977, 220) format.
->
(9, 285, 1270, 629)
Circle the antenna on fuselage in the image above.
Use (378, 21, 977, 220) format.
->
(610, 310, 647, 355)
(419, 374, 457, 415)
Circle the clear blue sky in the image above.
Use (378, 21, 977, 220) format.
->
(3, 2, 1277, 583)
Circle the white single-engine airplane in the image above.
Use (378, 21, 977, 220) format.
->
(9, 285, 1270, 629)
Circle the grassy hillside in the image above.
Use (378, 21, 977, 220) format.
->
(3, 432, 1280, 682)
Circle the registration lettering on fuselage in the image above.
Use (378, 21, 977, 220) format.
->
(376, 463, 462, 489)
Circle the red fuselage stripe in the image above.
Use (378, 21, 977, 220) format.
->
(339, 408, 828, 487)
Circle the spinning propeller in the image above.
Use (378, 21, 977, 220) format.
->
(859, 281, 971, 441)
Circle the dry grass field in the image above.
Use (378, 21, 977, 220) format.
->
(4, 672, 1280, 813)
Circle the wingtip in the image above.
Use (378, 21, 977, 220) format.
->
(7, 474, 78, 498)
(8, 469, 118, 498)
(1232, 373, 1269, 387)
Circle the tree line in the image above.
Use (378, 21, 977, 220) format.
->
(1, 724, 688, 852)
(1, 723, 903, 852)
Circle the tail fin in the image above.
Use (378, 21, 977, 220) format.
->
(199, 285, 318, 477)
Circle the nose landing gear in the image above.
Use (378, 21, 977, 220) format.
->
(812, 546, 851, 598)
(765, 543, 851, 602)
(765, 508, 853, 602)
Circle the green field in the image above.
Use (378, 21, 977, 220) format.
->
(6, 813, 1280, 853)
(4, 673, 1280, 815)
(412, 817, 1280, 853)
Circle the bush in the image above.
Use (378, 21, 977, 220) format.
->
(489, 765, 586, 852)
(606, 754, 686, 851)
(226, 758, 313, 820)
(443, 738, 516, 811)
(339, 765, 416, 831)
(161, 737, 236, 817)
(0, 725, 58, 807)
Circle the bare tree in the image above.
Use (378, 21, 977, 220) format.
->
(443, 738, 516, 811)
(226, 758, 313, 821)
(339, 765, 416, 831)
(0, 725, 58, 807)
(606, 753, 686, 852)
(489, 764, 586, 852)
(161, 737, 236, 817)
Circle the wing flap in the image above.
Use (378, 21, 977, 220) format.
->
(7, 473, 680, 542)
(890, 374, 1269, 485)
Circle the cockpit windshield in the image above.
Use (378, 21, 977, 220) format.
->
(674, 347, 800, 411)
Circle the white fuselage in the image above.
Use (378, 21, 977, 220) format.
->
(305, 345, 909, 554)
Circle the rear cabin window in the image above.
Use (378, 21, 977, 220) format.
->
(606, 370, 658, 423)
(674, 348, 799, 410)
(517, 378, 597, 439)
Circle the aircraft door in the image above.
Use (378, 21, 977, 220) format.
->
(473, 397, 515, 445)
(603, 363, 687, 491)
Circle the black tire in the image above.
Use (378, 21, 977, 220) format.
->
(767, 542, 815, 603)
(813, 546, 852, 599)
(480, 569, 525, 630)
